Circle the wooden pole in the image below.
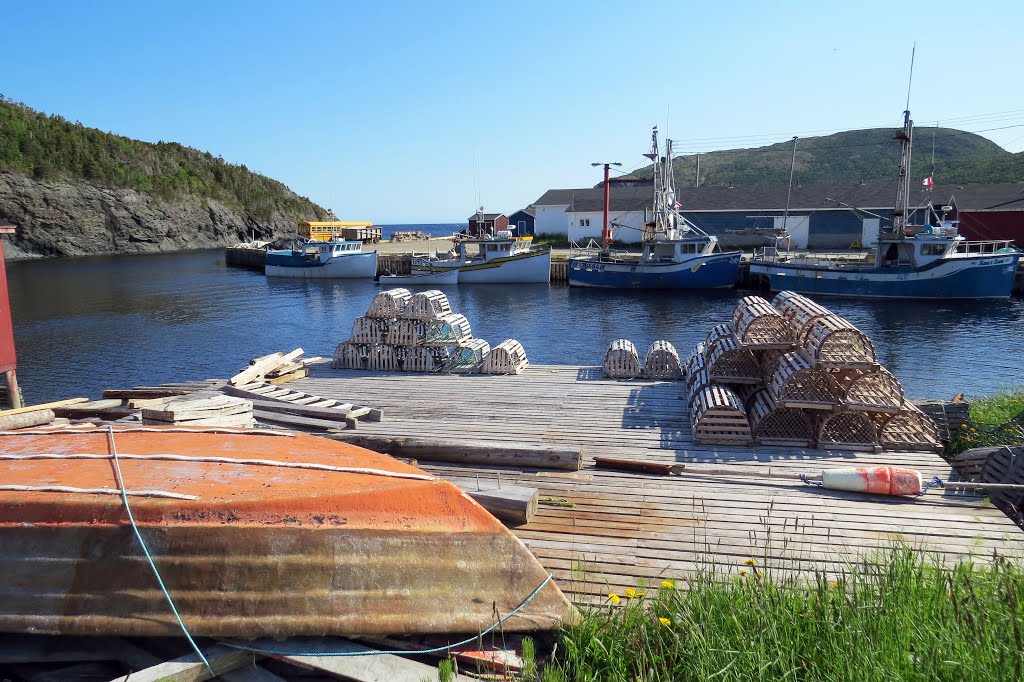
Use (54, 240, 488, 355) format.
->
(3, 370, 22, 409)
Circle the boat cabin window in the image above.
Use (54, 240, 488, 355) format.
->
(921, 244, 946, 256)
(680, 243, 697, 254)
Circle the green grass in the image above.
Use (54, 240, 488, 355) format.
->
(949, 388, 1024, 455)
(531, 547, 1024, 682)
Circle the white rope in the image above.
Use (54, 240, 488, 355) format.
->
(0, 484, 198, 500)
(0, 452, 435, 481)
(0, 426, 296, 437)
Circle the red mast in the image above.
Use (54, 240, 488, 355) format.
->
(592, 161, 621, 250)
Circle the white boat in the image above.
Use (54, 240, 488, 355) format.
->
(379, 268, 459, 286)
(265, 238, 377, 279)
(411, 232, 551, 284)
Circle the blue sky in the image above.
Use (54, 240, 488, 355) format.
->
(4, 0, 1023, 222)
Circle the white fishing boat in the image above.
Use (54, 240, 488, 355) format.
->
(411, 229, 551, 284)
(265, 238, 377, 279)
(379, 268, 459, 286)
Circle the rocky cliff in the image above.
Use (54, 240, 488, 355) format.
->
(0, 171, 314, 259)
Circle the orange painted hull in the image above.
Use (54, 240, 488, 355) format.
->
(0, 427, 574, 637)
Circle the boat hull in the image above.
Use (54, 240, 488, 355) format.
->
(412, 249, 551, 283)
(0, 428, 573, 637)
(265, 251, 377, 278)
(568, 252, 741, 288)
(379, 269, 459, 286)
(748, 253, 1020, 299)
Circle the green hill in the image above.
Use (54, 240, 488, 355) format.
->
(623, 127, 1018, 188)
(0, 97, 329, 223)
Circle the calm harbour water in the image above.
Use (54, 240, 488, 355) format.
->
(6, 249, 1024, 404)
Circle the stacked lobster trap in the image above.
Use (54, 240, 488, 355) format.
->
(603, 339, 684, 380)
(687, 292, 941, 452)
(333, 288, 528, 375)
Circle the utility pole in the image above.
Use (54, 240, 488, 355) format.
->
(695, 154, 701, 187)
(592, 161, 622, 250)
(782, 136, 798, 237)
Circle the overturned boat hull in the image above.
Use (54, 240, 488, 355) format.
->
(0, 427, 573, 637)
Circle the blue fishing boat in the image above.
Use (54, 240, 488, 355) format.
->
(748, 110, 1021, 299)
(568, 128, 740, 289)
(265, 238, 377, 279)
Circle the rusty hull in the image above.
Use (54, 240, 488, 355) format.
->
(0, 428, 574, 637)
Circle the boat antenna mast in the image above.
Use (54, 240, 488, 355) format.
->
(645, 127, 707, 240)
(892, 45, 916, 239)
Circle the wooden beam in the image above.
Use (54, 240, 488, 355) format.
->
(103, 389, 189, 399)
(0, 397, 87, 417)
(52, 406, 138, 420)
(465, 485, 538, 525)
(253, 409, 357, 431)
(230, 348, 303, 386)
(595, 457, 685, 476)
(0, 408, 55, 430)
(326, 433, 583, 470)
(225, 384, 383, 421)
(108, 644, 258, 682)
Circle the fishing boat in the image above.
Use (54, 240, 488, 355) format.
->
(265, 238, 377, 278)
(379, 268, 459, 286)
(568, 128, 741, 289)
(0, 427, 574, 637)
(410, 230, 551, 284)
(747, 110, 1021, 299)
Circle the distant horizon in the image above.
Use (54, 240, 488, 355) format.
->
(3, 0, 1022, 223)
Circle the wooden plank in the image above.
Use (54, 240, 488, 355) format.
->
(594, 457, 685, 475)
(52, 406, 138, 420)
(103, 389, 189, 399)
(326, 433, 583, 470)
(0, 398, 88, 417)
(253, 409, 356, 432)
(109, 643, 256, 682)
(267, 369, 309, 385)
(461, 484, 538, 525)
(229, 348, 303, 386)
(62, 398, 125, 410)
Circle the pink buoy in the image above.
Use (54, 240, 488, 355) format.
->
(820, 466, 923, 496)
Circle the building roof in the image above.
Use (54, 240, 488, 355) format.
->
(508, 207, 536, 219)
(468, 213, 505, 221)
(535, 181, 1024, 213)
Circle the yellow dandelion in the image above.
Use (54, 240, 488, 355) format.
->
(624, 588, 636, 599)
(608, 593, 621, 605)
(658, 617, 671, 627)
(755, 570, 764, 579)
(744, 558, 758, 566)
(660, 580, 675, 590)
(830, 581, 839, 588)
(739, 569, 748, 576)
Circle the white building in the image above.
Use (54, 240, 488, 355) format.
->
(531, 186, 653, 242)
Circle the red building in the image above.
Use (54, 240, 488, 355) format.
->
(944, 184, 1024, 246)
(467, 211, 508, 237)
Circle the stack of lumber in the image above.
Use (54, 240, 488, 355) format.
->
(141, 392, 254, 427)
(687, 292, 940, 451)
(224, 381, 383, 430)
(333, 288, 525, 375)
(229, 348, 317, 387)
(602, 338, 684, 381)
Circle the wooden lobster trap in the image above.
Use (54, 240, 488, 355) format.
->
(747, 389, 815, 447)
(767, 351, 842, 409)
(642, 340, 683, 380)
(840, 367, 905, 413)
(817, 411, 879, 452)
(875, 403, 942, 452)
(687, 367, 710, 407)
(690, 385, 753, 446)
(367, 288, 412, 318)
(332, 342, 367, 370)
(385, 318, 428, 347)
(731, 296, 795, 349)
(685, 342, 706, 379)
(423, 313, 473, 346)
(771, 291, 834, 346)
(349, 316, 388, 344)
(367, 345, 401, 372)
(604, 339, 641, 379)
(804, 316, 878, 369)
(704, 332, 760, 384)
(757, 349, 786, 385)
(483, 339, 529, 375)
(443, 338, 491, 373)
(402, 290, 453, 320)
(404, 346, 453, 373)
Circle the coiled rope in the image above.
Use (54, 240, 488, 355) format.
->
(105, 427, 213, 675)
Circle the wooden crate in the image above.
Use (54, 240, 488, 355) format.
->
(875, 403, 942, 452)
(604, 339, 641, 379)
(767, 351, 842, 409)
(747, 389, 814, 447)
(367, 345, 401, 372)
(402, 290, 453, 320)
(704, 335, 760, 384)
(642, 340, 683, 380)
(841, 367, 905, 413)
(731, 295, 795, 349)
(817, 411, 879, 451)
(804, 316, 878, 369)
(913, 399, 970, 443)
(443, 338, 491, 373)
(772, 291, 833, 346)
(483, 339, 529, 375)
(690, 385, 753, 446)
(424, 313, 473, 346)
(332, 342, 366, 370)
(385, 319, 428, 347)
(349, 316, 388, 344)
(367, 288, 412, 318)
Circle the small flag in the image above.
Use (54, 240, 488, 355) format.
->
(922, 176, 934, 188)
(673, 201, 682, 208)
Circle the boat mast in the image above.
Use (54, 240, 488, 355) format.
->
(892, 46, 916, 239)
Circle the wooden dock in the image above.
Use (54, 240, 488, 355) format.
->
(286, 364, 1023, 600)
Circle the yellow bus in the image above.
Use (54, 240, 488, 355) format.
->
(300, 221, 381, 243)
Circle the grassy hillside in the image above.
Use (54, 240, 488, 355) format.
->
(0, 97, 329, 222)
(623, 127, 1016, 188)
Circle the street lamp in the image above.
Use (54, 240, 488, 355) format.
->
(592, 162, 622, 250)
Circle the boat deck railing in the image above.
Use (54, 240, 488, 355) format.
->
(954, 239, 1017, 255)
